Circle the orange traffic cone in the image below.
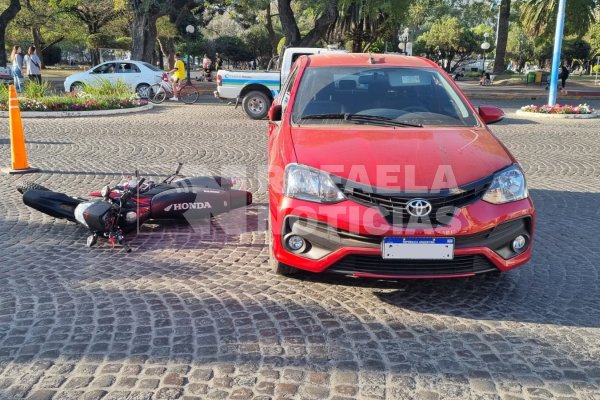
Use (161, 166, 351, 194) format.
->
(2, 84, 38, 174)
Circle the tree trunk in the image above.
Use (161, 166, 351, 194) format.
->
(297, 0, 338, 47)
(265, 3, 278, 55)
(0, 0, 21, 67)
(493, 0, 511, 74)
(131, 10, 160, 62)
(277, 0, 301, 46)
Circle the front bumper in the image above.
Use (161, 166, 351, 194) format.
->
(271, 197, 534, 278)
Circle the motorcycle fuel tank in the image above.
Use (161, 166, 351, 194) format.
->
(150, 187, 251, 219)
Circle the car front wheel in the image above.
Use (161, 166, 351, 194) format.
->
(136, 83, 151, 99)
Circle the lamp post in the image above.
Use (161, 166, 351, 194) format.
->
(548, 0, 567, 106)
(398, 28, 410, 55)
(481, 33, 490, 72)
(185, 24, 195, 84)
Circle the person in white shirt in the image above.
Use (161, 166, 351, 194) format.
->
(24, 46, 42, 84)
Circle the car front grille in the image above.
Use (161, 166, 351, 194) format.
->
(337, 177, 491, 227)
(327, 254, 497, 277)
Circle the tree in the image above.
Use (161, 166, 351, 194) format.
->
(50, 0, 122, 65)
(13, 0, 65, 68)
(278, 0, 339, 47)
(418, 16, 478, 72)
(493, 0, 510, 74)
(334, 0, 412, 52)
(0, 0, 21, 67)
(521, 0, 597, 38)
(506, 25, 535, 72)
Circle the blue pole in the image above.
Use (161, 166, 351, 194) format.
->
(548, 0, 567, 106)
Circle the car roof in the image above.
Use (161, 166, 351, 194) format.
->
(305, 53, 437, 69)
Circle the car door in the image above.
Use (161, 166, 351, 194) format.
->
(89, 62, 118, 86)
(116, 62, 142, 90)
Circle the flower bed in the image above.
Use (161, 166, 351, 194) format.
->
(519, 103, 593, 114)
(0, 95, 148, 112)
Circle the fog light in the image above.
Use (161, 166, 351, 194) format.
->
(286, 235, 305, 252)
(512, 235, 526, 251)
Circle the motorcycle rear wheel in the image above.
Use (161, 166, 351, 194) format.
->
(17, 181, 50, 194)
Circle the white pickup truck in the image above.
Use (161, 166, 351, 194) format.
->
(215, 47, 343, 119)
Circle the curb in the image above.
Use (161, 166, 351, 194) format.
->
(0, 103, 154, 118)
(515, 110, 598, 119)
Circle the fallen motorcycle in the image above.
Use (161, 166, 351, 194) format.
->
(17, 163, 252, 251)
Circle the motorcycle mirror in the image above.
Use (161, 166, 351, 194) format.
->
(101, 185, 111, 199)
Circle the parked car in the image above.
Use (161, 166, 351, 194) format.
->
(267, 53, 534, 279)
(63, 60, 163, 97)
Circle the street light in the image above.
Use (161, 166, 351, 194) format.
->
(398, 28, 411, 56)
(185, 24, 195, 84)
(481, 32, 490, 72)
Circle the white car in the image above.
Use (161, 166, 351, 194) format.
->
(63, 60, 164, 97)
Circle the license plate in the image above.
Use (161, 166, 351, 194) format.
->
(382, 237, 454, 260)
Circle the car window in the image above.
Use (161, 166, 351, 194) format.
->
(92, 63, 116, 74)
(117, 63, 140, 73)
(291, 66, 478, 127)
(279, 67, 298, 114)
(142, 62, 162, 72)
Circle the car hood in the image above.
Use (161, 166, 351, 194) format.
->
(290, 125, 514, 190)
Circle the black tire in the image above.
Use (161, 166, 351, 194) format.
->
(149, 84, 166, 104)
(268, 215, 296, 276)
(136, 83, 151, 99)
(70, 82, 84, 93)
(17, 181, 50, 194)
(242, 91, 271, 120)
(179, 84, 199, 104)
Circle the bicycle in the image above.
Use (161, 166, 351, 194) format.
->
(149, 73, 199, 104)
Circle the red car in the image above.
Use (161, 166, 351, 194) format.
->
(267, 53, 534, 279)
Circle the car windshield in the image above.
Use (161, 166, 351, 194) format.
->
(291, 66, 478, 127)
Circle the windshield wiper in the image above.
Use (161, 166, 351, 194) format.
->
(300, 113, 423, 127)
(347, 114, 423, 127)
(301, 113, 347, 120)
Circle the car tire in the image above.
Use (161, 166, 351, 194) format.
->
(242, 91, 271, 120)
(136, 83, 151, 99)
(70, 82, 83, 93)
(268, 215, 296, 276)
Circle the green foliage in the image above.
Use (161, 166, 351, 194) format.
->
(587, 24, 600, 58)
(23, 80, 53, 99)
(521, 0, 597, 37)
(214, 36, 253, 62)
(563, 38, 591, 62)
(418, 16, 478, 55)
(80, 79, 134, 97)
(506, 25, 535, 70)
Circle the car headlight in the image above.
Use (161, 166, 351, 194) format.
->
(284, 163, 345, 203)
(483, 165, 529, 204)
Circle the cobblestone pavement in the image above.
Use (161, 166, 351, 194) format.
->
(0, 100, 599, 400)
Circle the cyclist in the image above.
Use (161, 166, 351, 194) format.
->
(168, 53, 186, 101)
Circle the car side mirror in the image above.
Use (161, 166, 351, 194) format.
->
(269, 104, 282, 122)
(478, 105, 504, 124)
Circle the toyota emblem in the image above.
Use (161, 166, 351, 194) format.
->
(406, 199, 433, 217)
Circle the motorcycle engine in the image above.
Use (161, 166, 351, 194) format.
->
(74, 201, 114, 233)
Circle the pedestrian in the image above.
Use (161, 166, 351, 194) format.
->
(24, 46, 42, 84)
(202, 54, 212, 81)
(559, 65, 569, 89)
(9, 45, 24, 93)
(215, 53, 223, 71)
